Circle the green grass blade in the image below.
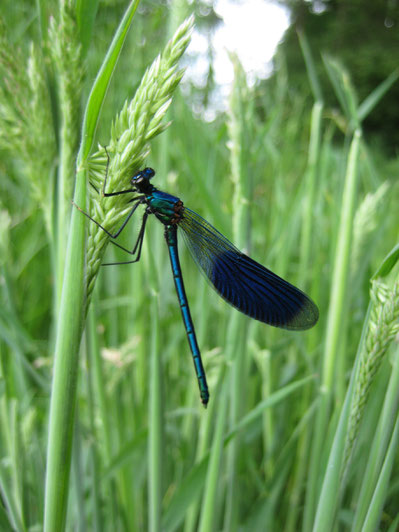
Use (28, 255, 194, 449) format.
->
(372, 242, 399, 280)
(297, 30, 323, 102)
(299, 100, 323, 285)
(358, 69, 399, 123)
(148, 250, 163, 532)
(226, 375, 315, 443)
(323, 128, 362, 407)
(43, 165, 87, 532)
(0, 464, 26, 532)
(360, 412, 399, 532)
(198, 382, 228, 532)
(306, 129, 362, 529)
(323, 55, 359, 127)
(352, 350, 399, 531)
(162, 459, 210, 532)
(80, 0, 141, 161)
(311, 301, 370, 532)
(311, 380, 353, 531)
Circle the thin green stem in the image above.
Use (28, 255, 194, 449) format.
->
(198, 382, 228, 532)
(43, 166, 87, 532)
(305, 129, 362, 529)
(148, 246, 163, 532)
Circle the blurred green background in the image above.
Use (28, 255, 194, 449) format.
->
(0, 1, 398, 531)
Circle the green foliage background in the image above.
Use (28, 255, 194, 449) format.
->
(0, 1, 398, 531)
(277, 0, 399, 152)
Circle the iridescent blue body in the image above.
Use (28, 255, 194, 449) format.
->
(135, 176, 210, 404)
(78, 167, 319, 407)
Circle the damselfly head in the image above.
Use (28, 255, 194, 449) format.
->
(131, 167, 155, 186)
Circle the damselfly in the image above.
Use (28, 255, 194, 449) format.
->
(76, 165, 318, 406)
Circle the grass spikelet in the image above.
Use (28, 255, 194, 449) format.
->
(226, 52, 252, 247)
(85, 16, 194, 300)
(49, 1, 84, 202)
(344, 278, 399, 469)
(27, 44, 57, 197)
(351, 182, 389, 275)
(0, 24, 56, 230)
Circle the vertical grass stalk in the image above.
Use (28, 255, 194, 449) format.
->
(223, 53, 253, 532)
(43, 164, 87, 532)
(148, 243, 163, 532)
(306, 128, 361, 528)
(198, 382, 228, 532)
(287, 99, 323, 532)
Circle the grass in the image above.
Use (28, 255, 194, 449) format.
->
(0, 2, 399, 531)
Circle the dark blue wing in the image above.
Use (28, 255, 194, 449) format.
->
(179, 208, 318, 331)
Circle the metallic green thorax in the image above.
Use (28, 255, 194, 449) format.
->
(147, 190, 185, 226)
(130, 168, 184, 225)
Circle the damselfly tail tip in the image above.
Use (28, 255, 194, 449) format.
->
(201, 394, 209, 409)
